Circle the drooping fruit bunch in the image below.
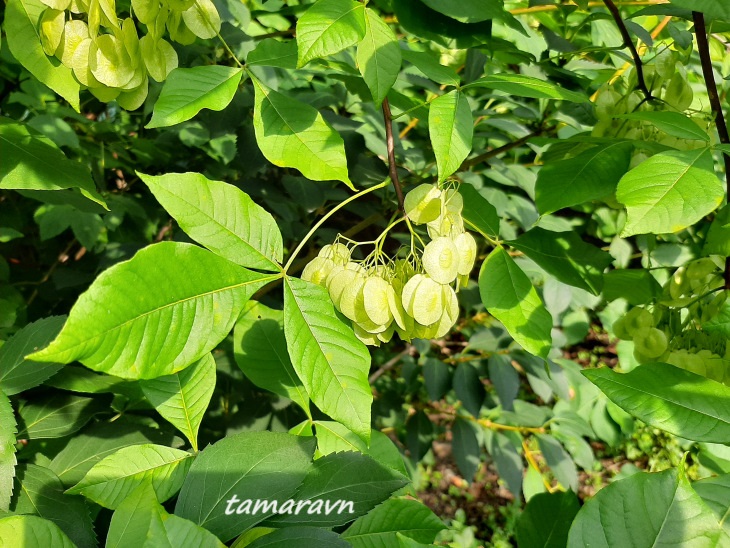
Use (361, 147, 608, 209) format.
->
(302, 183, 477, 346)
(612, 258, 729, 385)
(593, 49, 708, 152)
(37, 0, 221, 108)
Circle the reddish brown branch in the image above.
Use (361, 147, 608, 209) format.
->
(603, 0, 653, 100)
(693, 11, 730, 289)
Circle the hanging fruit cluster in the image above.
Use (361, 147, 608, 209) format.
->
(37, 0, 221, 108)
(302, 183, 477, 346)
(592, 49, 707, 152)
(612, 258, 729, 384)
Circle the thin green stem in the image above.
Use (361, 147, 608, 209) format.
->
(194, 0, 244, 68)
(284, 179, 391, 272)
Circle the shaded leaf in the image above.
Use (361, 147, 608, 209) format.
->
(233, 301, 309, 416)
(264, 451, 408, 527)
(175, 431, 315, 542)
(508, 228, 612, 295)
(465, 74, 588, 102)
(535, 141, 633, 215)
(12, 464, 95, 547)
(516, 491, 580, 548)
(0, 316, 65, 396)
(342, 498, 445, 547)
(140, 354, 216, 451)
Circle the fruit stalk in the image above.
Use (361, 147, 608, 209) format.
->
(382, 98, 406, 214)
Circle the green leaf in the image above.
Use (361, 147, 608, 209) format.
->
(356, 8, 401, 107)
(602, 269, 662, 305)
(453, 362, 484, 417)
(508, 228, 612, 295)
(616, 148, 724, 236)
(175, 431, 315, 542)
(283, 277, 372, 443)
(0, 119, 106, 208)
(249, 527, 349, 548)
(247, 39, 298, 69)
(535, 141, 633, 214)
(567, 468, 729, 547)
(17, 393, 105, 439)
(163, 514, 226, 548)
(616, 112, 710, 142)
(27, 242, 273, 379)
(429, 90, 473, 182)
(264, 451, 408, 527)
(66, 444, 193, 509)
(420, 0, 505, 23)
(251, 76, 352, 188)
(392, 0, 492, 49)
(516, 491, 580, 548)
(668, 0, 730, 19)
(464, 74, 588, 102)
(478, 247, 552, 359)
(583, 364, 730, 443)
(146, 66, 244, 129)
(400, 48, 460, 87)
(459, 183, 500, 239)
(12, 464, 96, 548)
(704, 204, 730, 257)
(314, 422, 409, 477)
(139, 354, 215, 452)
(139, 172, 283, 271)
(296, 0, 366, 67)
(106, 481, 170, 548)
(536, 434, 578, 491)
(0, 228, 23, 242)
(0, 391, 17, 512)
(4, 0, 81, 110)
(483, 430, 523, 497)
(0, 515, 75, 548)
(233, 301, 310, 416)
(0, 316, 65, 396)
(49, 418, 183, 487)
(694, 474, 730, 534)
(341, 498, 445, 546)
(451, 418, 480, 482)
(705, 300, 730, 338)
(423, 358, 450, 401)
(44, 366, 142, 398)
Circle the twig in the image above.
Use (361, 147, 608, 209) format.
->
(26, 239, 76, 307)
(693, 11, 730, 290)
(382, 98, 406, 213)
(369, 347, 412, 383)
(460, 128, 543, 170)
(510, 0, 667, 15)
(602, 0, 652, 100)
